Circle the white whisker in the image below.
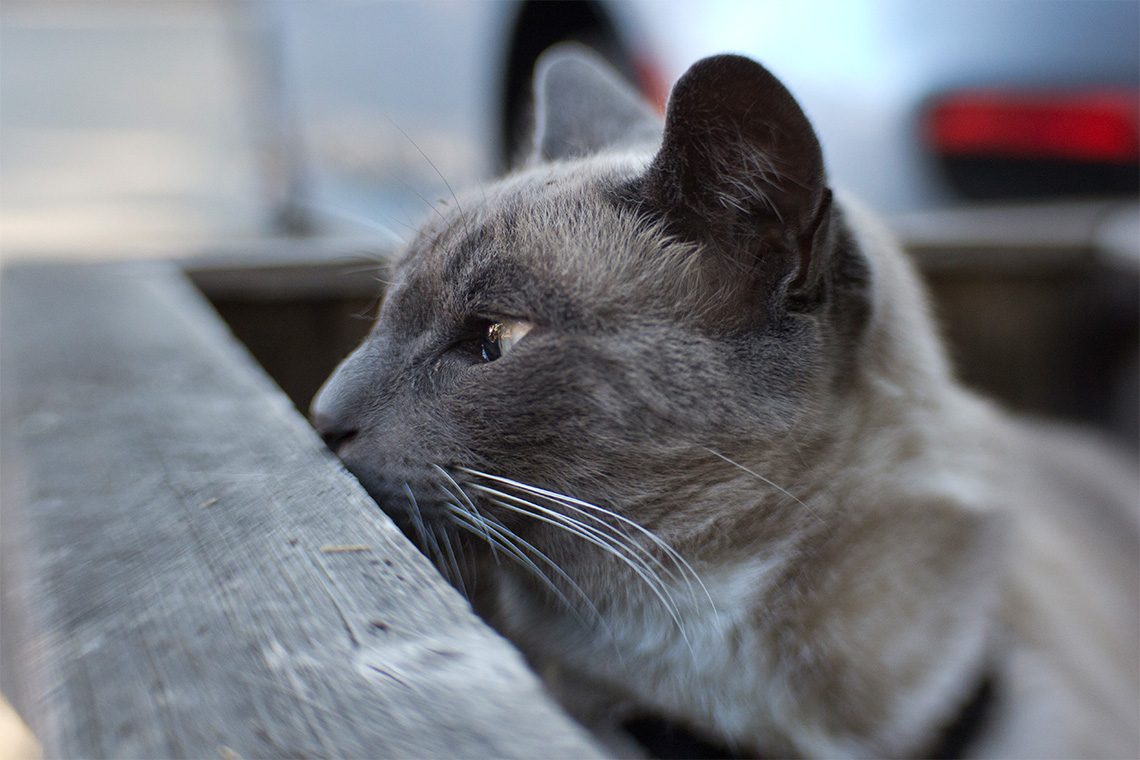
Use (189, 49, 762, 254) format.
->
(468, 483, 688, 622)
(297, 201, 408, 245)
(458, 467, 718, 620)
(402, 482, 430, 554)
(485, 495, 691, 646)
(434, 467, 502, 566)
(470, 482, 679, 587)
(403, 483, 453, 583)
(446, 504, 602, 629)
(383, 115, 470, 238)
(438, 525, 469, 600)
(447, 504, 533, 573)
(702, 447, 824, 523)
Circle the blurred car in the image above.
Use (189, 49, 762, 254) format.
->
(255, 0, 1138, 235)
(250, 0, 1137, 445)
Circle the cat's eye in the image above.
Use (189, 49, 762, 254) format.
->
(482, 319, 533, 362)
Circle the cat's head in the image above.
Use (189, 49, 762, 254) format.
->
(310, 48, 872, 587)
(312, 48, 999, 756)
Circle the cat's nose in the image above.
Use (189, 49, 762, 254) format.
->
(310, 368, 361, 453)
(310, 410, 358, 453)
(312, 341, 380, 453)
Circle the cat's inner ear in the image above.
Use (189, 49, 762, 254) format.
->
(531, 43, 663, 163)
(641, 55, 832, 298)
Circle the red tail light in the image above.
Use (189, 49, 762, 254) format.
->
(927, 90, 1140, 163)
(633, 53, 670, 116)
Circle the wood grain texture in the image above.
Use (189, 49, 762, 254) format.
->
(0, 261, 606, 759)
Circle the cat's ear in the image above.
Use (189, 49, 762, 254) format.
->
(641, 55, 834, 305)
(531, 43, 662, 162)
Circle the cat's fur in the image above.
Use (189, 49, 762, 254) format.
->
(311, 48, 1139, 758)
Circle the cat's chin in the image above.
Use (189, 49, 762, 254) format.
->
(336, 456, 448, 528)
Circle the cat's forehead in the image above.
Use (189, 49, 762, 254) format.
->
(395, 152, 675, 315)
(417, 154, 648, 265)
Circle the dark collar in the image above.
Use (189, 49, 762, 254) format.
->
(926, 673, 997, 760)
(622, 672, 998, 759)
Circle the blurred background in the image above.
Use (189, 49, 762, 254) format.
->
(0, 1, 1136, 753)
(1, 0, 1137, 422)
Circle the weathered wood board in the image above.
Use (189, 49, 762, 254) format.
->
(0, 261, 606, 759)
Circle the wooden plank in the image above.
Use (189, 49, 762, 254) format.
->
(0, 261, 606, 759)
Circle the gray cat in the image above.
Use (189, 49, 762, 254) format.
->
(311, 48, 1139, 758)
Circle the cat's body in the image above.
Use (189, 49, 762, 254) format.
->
(311, 49, 1138, 758)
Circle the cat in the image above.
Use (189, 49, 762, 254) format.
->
(310, 47, 1139, 758)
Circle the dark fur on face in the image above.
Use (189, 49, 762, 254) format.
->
(316, 52, 863, 529)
